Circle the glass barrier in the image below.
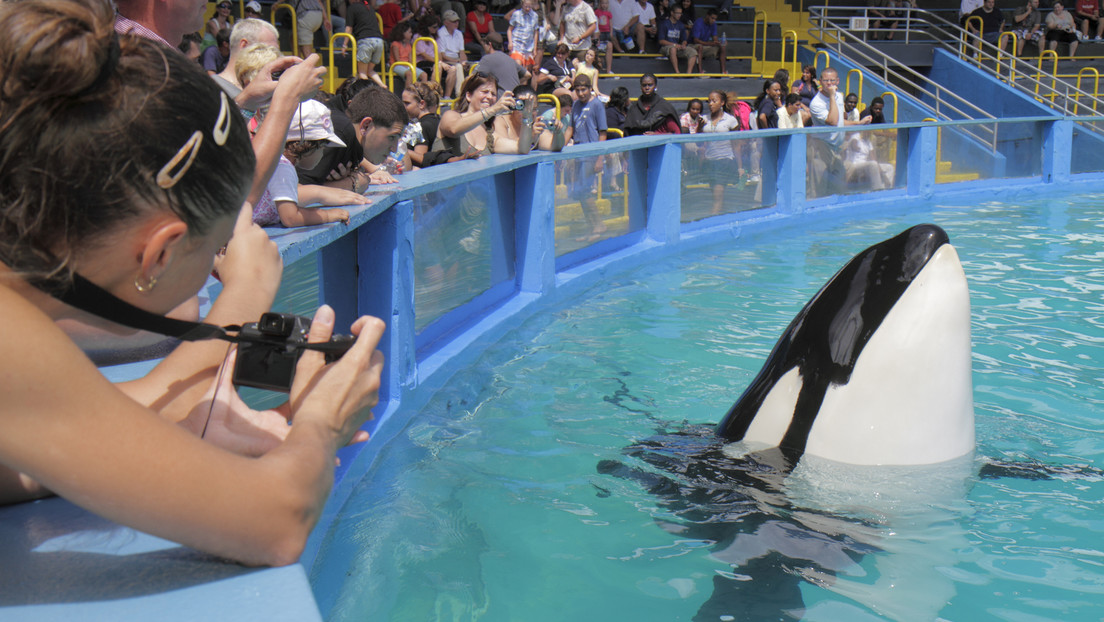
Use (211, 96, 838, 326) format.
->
(931, 120, 1045, 184)
(681, 135, 773, 222)
(1071, 120, 1104, 174)
(807, 127, 900, 199)
(413, 175, 515, 332)
(554, 152, 637, 256)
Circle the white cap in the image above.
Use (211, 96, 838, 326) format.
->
(287, 100, 346, 147)
(245, 0, 263, 12)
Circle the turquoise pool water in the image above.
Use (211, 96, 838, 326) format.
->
(313, 194, 1104, 621)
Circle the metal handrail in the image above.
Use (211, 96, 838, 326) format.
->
(753, 11, 767, 64)
(1035, 49, 1059, 101)
(538, 94, 562, 120)
(809, 6, 1104, 142)
(782, 30, 800, 81)
(414, 36, 440, 84)
(825, 4, 1104, 118)
(328, 32, 356, 92)
(998, 31, 1019, 82)
(882, 91, 899, 123)
(271, 3, 297, 56)
(809, 5, 999, 150)
(813, 49, 830, 74)
(388, 61, 416, 91)
(846, 67, 863, 104)
(1076, 67, 1101, 112)
(961, 15, 983, 65)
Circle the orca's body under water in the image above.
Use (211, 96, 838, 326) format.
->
(596, 225, 1012, 620)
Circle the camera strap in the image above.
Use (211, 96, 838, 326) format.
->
(45, 272, 242, 343)
(35, 273, 348, 355)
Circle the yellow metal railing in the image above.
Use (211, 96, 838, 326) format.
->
(1034, 49, 1059, 102)
(961, 15, 983, 65)
(782, 30, 799, 82)
(881, 91, 898, 123)
(328, 32, 356, 92)
(998, 31, 1019, 83)
(538, 94, 562, 121)
(814, 49, 830, 74)
(271, 3, 296, 56)
(1076, 67, 1101, 112)
(753, 11, 768, 64)
(846, 67, 863, 104)
(388, 61, 416, 91)
(414, 36, 440, 85)
(607, 127, 624, 138)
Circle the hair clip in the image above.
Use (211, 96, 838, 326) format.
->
(156, 92, 233, 188)
(213, 92, 231, 146)
(156, 131, 203, 189)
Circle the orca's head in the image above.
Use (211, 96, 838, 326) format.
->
(717, 224, 975, 466)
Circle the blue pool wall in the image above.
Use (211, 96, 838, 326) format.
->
(1, 93, 1101, 620)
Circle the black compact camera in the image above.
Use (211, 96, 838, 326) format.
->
(232, 312, 355, 393)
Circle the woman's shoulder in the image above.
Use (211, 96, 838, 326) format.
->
(0, 280, 93, 374)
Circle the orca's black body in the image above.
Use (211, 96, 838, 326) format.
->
(716, 224, 950, 456)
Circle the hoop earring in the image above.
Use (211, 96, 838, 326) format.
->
(134, 275, 158, 293)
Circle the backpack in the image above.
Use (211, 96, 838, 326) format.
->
(731, 100, 752, 131)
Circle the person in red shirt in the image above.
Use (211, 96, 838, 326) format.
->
(376, 0, 404, 38)
(1075, 0, 1104, 39)
(465, 0, 503, 58)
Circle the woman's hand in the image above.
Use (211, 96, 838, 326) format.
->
(185, 346, 293, 457)
(490, 93, 518, 117)
(287, 306, 386, 447)
(214, 203, 283, 309)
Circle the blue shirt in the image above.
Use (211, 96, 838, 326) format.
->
(690, 17, 716, 43)
(659, 18, 688, 45)
(571, 97, 607, 144)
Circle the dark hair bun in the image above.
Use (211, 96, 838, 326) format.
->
(0, 0, 117, 106)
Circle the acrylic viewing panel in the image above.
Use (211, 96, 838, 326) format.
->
(680, 135, 773, 222)
(412, 176, 515, 332)
(1071, 120, 1104, 175)
(806, 127, 899, 199)
(554, 154, 637, 256)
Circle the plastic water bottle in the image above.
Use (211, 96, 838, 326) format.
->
(381, 150, 403, 175)
(720, 32, 727, 49)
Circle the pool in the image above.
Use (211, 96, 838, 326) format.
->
(310, 193, 1104, 621)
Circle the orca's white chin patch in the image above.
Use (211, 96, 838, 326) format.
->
(805, 245, 975, 465)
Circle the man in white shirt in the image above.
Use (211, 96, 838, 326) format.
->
(809, 68, 870, 139)
(629, 0, 657, 53)
(609, 0, 640, 52)
(438, 10, 467, 98)
(808, 67, 870, 195)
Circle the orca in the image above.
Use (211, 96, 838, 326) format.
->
(596, 225, 979, 620)
(597, 225, 1104, 620)
(716, 223, 975, 466)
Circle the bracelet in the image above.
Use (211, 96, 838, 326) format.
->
(481, 109, 489, 122)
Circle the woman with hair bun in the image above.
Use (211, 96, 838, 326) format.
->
(0, 0, 384, 566)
